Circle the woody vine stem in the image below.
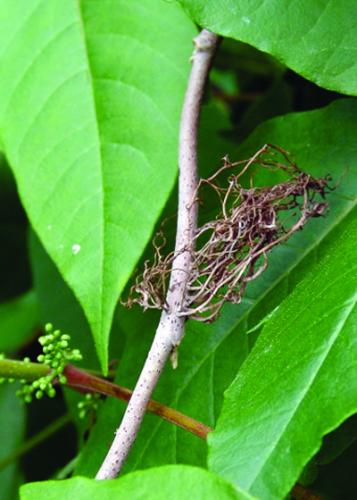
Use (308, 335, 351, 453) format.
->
(96, 29, 219, 479)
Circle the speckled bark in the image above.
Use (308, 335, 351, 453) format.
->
(96, 29, 219, 480)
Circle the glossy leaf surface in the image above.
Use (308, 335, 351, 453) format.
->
(0, 0, 195, 369)
(209, 216, 357, 499)
(20, 466, 253, 500)
(180, 0, 357, 95)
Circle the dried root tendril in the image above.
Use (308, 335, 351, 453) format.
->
(124, 144, 332, 322)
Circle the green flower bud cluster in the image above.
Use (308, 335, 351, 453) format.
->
(17, 323, 83, 403)
(77, 392, 100, 419)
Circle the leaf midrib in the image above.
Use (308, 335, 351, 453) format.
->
(75, 1, 105, 360)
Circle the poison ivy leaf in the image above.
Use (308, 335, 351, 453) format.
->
(0, 290, 39, 352)
(0, 384, 26, 500)
(180, 0, 357, 95)
(76, 99, 356, 475)
(0, 0, 196, 370)
(20, 466, 253, 500)
(209, 216, 357, 499)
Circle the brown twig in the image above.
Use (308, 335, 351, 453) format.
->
(64, 364, 211, 440)
(0, 357, 211, 441)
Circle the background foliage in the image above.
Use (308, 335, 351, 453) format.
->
(0, 0, 355, 498)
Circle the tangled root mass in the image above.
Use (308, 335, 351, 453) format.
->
(124, 144, 331, 322)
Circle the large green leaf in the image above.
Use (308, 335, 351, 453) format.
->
(209, 216, 357, 499)
(0, 0, 196, 370)
(180, 0, 357, 95)
(20, 466, 253, 500)
(0, 384, 26, 500)
(76, 99, 356, 475)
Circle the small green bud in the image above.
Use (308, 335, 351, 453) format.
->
(47, 387, 56, 398)
(24, 395, 32, 403)
(45, 323, 53, 332)
(35, 390, 43, 399)
(71, 349, 83, 361)
(59, 375, 67, 385)
(37, 354, 45, 363)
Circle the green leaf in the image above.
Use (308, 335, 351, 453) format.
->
(76, 99, 357, 475)
(0, 290, 39, 352)
(180, 0, 357, 95)
(0, 384, 26, 500)
(20, 466, 253, 500)
(208, 216, 357, 499)
(0, 0, 196, 370)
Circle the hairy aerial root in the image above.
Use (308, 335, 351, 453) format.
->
(124, 144, 331, 322)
